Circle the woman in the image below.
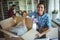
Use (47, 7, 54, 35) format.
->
(29, 2, 52, 39)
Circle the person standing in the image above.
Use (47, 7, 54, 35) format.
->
(8, 4, 16, 17)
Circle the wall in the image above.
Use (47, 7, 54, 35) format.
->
(59, 0, 60, 19)
(0, 1, 3, 21)
(19, 0, 26, 11)
(48, 0, 59, 19)
(2, 0, 9, 19)
(54, 0, 59, 19)
(0, 0, 9, 20)
(48, 0, 54, 20)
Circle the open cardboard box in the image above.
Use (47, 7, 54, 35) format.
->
(0, 16, 23, 40)
(21, 28, 58, 40)
(0, 16, 58, 40)
(21, 28, 38, 40)
(0, 16, 35, 40)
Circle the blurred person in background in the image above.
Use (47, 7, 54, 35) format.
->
(8, 4, 16, 17)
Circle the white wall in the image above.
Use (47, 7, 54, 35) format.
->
(48, 0, 59, 19)
(48, 0, 54, 20)
(59, 0, 60, 19)
(19, 0, 26, 11)
(54, 0, 59, 19)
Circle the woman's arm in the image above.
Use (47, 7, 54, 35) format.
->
(40, 28, 50, 37)
(36, 14, 52, 37)
(36, 28, 51, 37)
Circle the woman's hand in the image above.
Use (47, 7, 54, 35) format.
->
(36, 32, 45, 38)
(36, 33, 42, 37)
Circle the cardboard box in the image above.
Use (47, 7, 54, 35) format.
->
(0, 16, 58, 40)
(46, 28, 58, 39)
(25, 18, 33, 30)
(21, 28, 58, 40)
(0, 17, 15, 29)
(0, 16, 33, 40)
(0, 16, 24, 40)
(13, 16, 23, 24)
(21, 29, 38, 40)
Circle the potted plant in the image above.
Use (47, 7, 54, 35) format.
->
(52, 10, 58, 19)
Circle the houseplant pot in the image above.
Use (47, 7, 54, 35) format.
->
(52, 10, 58, 19)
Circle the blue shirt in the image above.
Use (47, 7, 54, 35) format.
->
(29, 11, 51, 28)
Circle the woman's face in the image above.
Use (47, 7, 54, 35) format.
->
(37, 4, 44, 16)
